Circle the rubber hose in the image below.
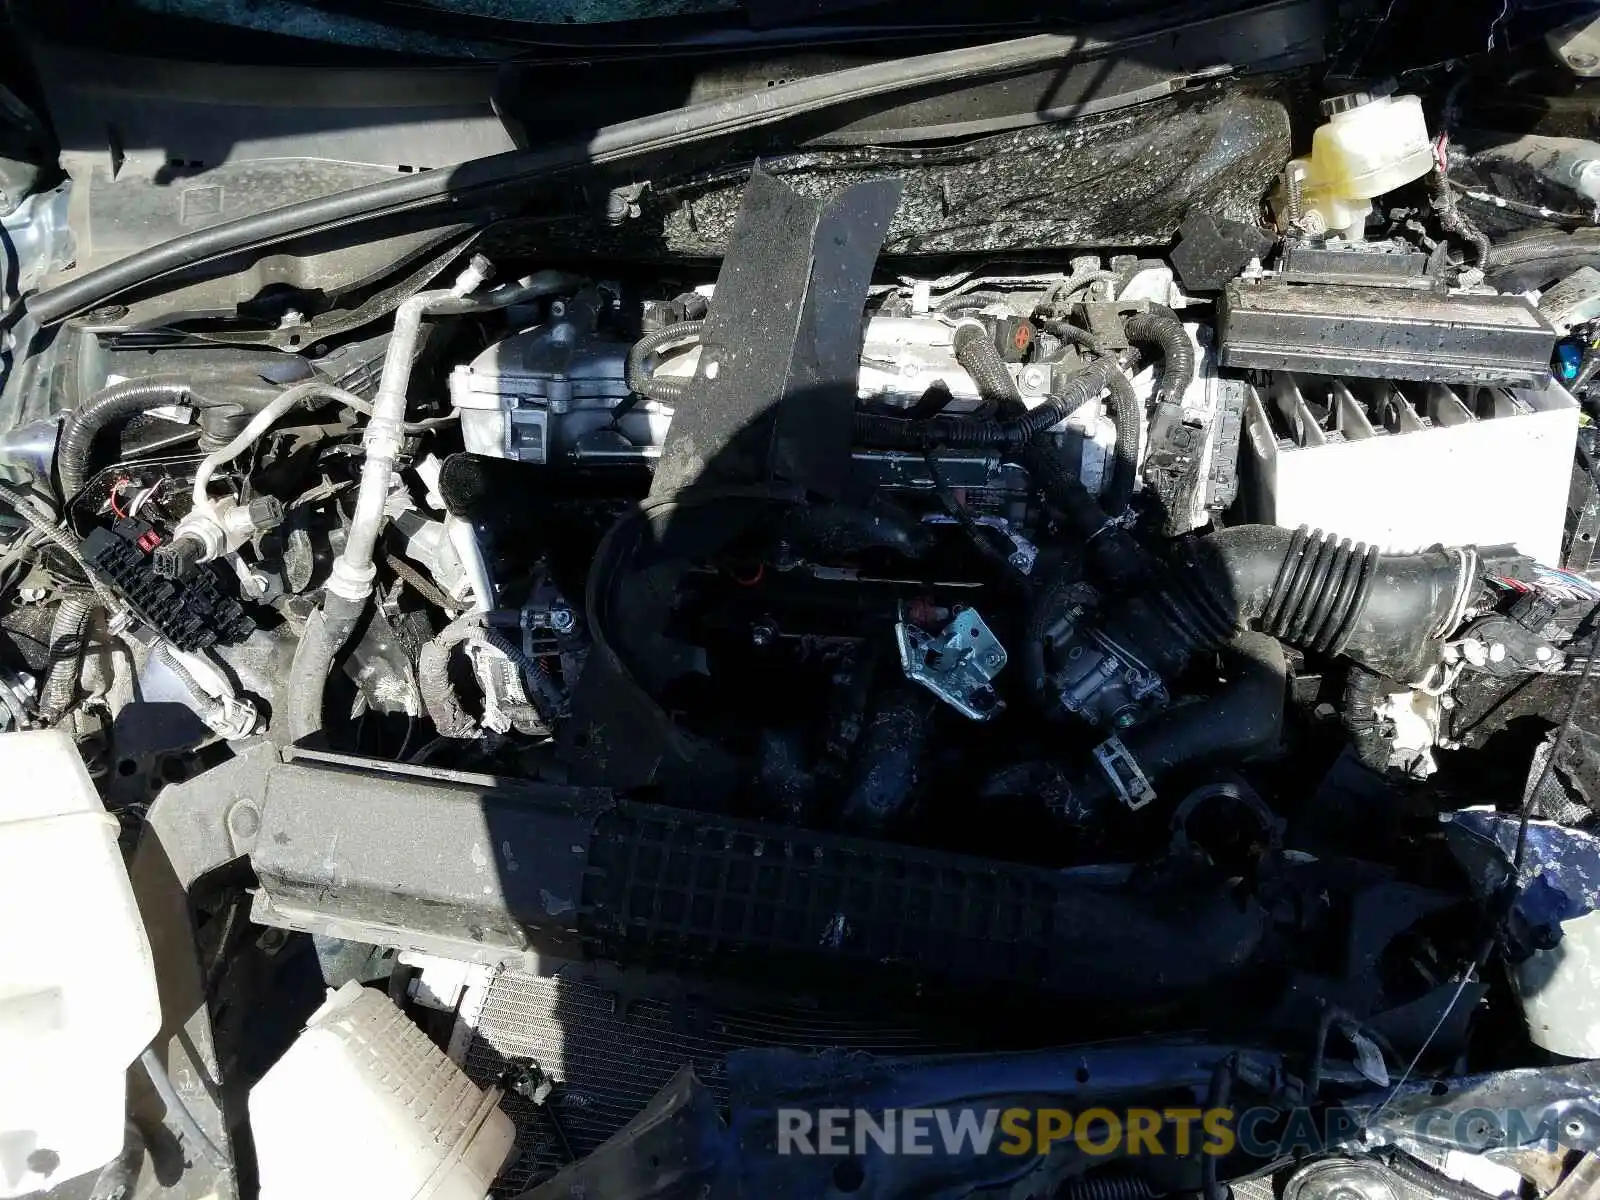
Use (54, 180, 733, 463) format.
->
(1099, 365, 1141, 515)
(923, 451, 1028, 585)
(905, 380, 955, 420)
(0, 484, 122, 612)
(933, 288, 1012, 314)
(1123, 305, 1194, 406)
(853, 345, 1119, 454)
(1343, 666, 1391, 773)
(841, 687, 934, 827)
(954, 321, 1139, 511)
(952, 322, 1022, 407)
(626, 319, 703, 405)
(1073, 632, 1286, 811)
(58, 379, 196, 497)
(1026, 318, 1138, 513)
(37, 594, 94, 725)
(418, 618, 481, 739)
(284, 592, 366, 744)
(1035, 317, 1108, 359)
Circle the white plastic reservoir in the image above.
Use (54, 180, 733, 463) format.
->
(251, 981, 516, 1200)
(1288, 93, 1436, 239)
(0, 730, 161, 1197)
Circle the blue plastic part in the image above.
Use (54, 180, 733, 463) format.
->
(1558, 340, 1583, 382)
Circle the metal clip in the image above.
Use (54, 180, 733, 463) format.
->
(1093, 736, 1156, 810)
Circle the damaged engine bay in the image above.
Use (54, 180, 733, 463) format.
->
(5, 1, 1600, 1196)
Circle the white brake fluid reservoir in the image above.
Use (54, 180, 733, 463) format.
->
(0, 730, 161, 1198)
(250, 981, 516, 1200)
(1288, 93, 1436, 240)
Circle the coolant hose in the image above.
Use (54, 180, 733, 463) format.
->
(625, 320, 703, 404)
(1075, 631, 1286, 811)
(1034, 317, 1107, 359)
(58, 379, 197, 498)
(37, 593, 94, 725)
(284, 592, 367, 744)
(1097, 367, 1141, 515)
(1122, 304, 1194, 407)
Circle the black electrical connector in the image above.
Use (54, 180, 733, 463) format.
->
(83, 520, 254, 651)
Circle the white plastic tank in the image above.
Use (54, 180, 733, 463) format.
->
(250, 981, 516, 1200)
(1514, 907, 1600, 1058)
(1286, 92, 1436, 240)
(0, 730, 162, 1197)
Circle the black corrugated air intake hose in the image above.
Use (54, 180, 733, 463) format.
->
(1104, 525, 1479, 688)
(851, 327, 1125, 458)
(625, 320, 703, 405)
(1122, 304, 1194, 407)
(57, 379, 210, 498)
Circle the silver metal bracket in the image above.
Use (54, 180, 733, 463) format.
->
(1093, 735, 1157, 810)
(896, 607, 1007, 721)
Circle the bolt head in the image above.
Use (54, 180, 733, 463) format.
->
(1488, 642, 1507, 662)
(1569, 51, 1599, 69)
(1536, 644, 1554, 661)
(229, 802, 261, 839)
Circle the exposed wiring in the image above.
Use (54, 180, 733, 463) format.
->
(109, 477, 130, 520)
(1449, 180, 1592, 226)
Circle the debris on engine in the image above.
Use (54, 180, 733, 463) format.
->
(3, 12, 1600, 1198)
